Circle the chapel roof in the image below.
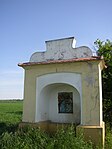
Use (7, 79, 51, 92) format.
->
(18, 56, 102, 67)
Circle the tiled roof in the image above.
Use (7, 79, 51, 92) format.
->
(18, 56, 102, 67)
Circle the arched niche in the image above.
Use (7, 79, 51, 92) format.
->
(35, 72, 82, 124)
(36, 83, 81, 124)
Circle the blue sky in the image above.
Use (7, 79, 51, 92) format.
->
(0, 0, 112, 99)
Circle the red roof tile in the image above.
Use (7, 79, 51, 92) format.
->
(18, 56, 102, 67)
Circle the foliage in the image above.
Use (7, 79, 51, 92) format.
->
(105, 127, 112, 149)
(94, 39, 112, 66)
(94, 39, 112, 127)
(0, 127, 49, 149)
(0, 126, 94, 149)
(52, 126, 93, 149)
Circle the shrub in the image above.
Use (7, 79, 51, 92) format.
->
(105, 126, 112, 149)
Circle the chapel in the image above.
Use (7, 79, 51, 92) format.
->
(19, 37, 105, 147)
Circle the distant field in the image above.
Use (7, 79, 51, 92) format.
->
(0, 100, 23, 135)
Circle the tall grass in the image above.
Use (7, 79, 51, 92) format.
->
(0, 126, 93, 149)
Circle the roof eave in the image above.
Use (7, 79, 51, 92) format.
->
(18, 56, 103, 68)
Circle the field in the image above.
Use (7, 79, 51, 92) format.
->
(0, 100, 112, 149)
(0, 100, 23, 135)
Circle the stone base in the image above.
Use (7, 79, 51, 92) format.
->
(76, 122, 105, 148)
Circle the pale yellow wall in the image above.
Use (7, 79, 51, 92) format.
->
(22, 60, 104, 125)
(76, 122, 105, 148)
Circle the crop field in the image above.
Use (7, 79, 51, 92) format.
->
(0, 100, 112, 149)
(0, 100, 23, 135)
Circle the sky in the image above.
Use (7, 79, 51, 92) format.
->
(0, 0, 112, 99)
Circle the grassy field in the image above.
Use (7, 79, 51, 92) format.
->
(0, 100, 23, 135)
(0, 100, 112, 149)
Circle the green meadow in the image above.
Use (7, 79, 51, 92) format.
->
(0, 100, 23, 135)
(0, 100, 112, 149)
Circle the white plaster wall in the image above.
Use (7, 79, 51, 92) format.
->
(30, 37, 92, 62)
(49, 84, 80, 123)
(36, 86, 49, 122)
(37, 84, 80, 123)
(35, 72, 82, 124)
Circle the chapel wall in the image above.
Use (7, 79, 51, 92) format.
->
(23, 60, 102, 126)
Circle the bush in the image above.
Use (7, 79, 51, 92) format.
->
(105, 126, 112, 149)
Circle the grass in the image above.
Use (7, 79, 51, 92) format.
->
(0, 100, 23, 135)
(0, 100, 23, 122)
(0, 100, 112, 149)
(0, 125, 94, 149)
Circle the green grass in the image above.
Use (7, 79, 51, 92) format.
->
(0, 100, 112, 149)
(0, 100, 23, 135)
(0, 125, 94, 149)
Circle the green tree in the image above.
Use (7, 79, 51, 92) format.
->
(94, 39, 112, 127)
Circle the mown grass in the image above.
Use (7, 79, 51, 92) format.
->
(0, 100, 112, 149)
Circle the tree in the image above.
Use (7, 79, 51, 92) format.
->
(94, 39, 112, 127)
